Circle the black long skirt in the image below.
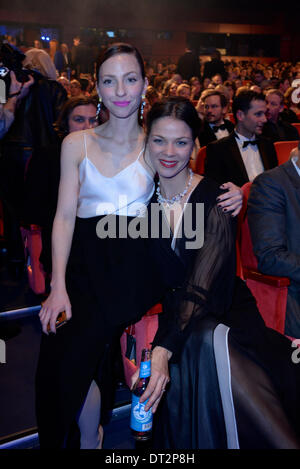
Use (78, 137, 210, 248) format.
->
(35, 215, 162, 448)
(153, 279, 300, 449)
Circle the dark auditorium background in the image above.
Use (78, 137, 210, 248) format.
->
(1, 0, 300, 451)
(0, 0, 300, 62)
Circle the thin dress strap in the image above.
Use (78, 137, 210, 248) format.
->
(83, 132, 88, 159)
(137, 146, 145, 161)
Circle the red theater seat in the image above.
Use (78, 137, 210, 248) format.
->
(120, 303, 162, 388)
(194, 146, 207, 175)
(20, 224, 46, 295)
(236, 182, 290, 334)
(292, 123, 300, 137)
(227, 113, 235, 124)
(274, 140, 299, 165)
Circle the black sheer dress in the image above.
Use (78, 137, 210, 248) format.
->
(150, 177, 300, 449)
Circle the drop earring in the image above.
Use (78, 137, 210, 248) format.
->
(96, 97, 102, 119)
(140, 95, 146, 121)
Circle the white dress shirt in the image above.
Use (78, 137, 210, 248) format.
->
(209, 121, 229, 140)
(234, 131, 264, 182)
(291, 155, 300, 178)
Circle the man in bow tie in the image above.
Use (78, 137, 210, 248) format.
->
(198, 90, 234, 147)
(204, 89, 278, 187)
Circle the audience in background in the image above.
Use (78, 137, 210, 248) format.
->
(69, 79, 83, 97)
(189, 76, 202, 101)
(176, 83, 191, 99)
(204, 89, 278, 187)
(262, 89, 299, 142)
(198, 90, 234, 147)
(1, 31, 300, 290)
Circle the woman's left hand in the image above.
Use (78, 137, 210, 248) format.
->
(217, 182, 243, 217)
(130, 346, 171, 414)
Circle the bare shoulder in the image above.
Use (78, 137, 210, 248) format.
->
(60, 130, 88, 166)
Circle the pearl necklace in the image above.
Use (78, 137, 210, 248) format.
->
(156, 168, 194, 206)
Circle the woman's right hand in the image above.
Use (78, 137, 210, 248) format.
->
(135, 346, 172, 414)
(39, 288, 72, 335)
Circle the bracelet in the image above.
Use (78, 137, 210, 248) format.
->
(8, 91, 21, 98)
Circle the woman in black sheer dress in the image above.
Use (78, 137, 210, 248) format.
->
(133, 96, 300, 449)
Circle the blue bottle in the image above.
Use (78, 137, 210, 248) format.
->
(130, 348, 152, 441)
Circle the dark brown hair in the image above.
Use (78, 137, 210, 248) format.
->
(54, 95, 98, 138)
(232, 89, 265, 121)
(96, 42, 145, 82)
(146, 96, 201, 141)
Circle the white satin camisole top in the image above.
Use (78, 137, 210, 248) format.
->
(77, 132, 154, 218)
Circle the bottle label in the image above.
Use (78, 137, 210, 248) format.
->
(130, 394, 153, 432)
(139, 359, 151, 378)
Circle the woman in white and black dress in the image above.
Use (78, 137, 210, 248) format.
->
(135, 96, 300, 449)
(36, 44, 243, 449)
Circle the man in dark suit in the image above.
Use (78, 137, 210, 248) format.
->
(247, 144, 300, 338)
(199, 90, 234, 147)
(54, 43, 71, 75)
(262, 89, 299, 143)
(204, 89, 278, 187)
(203, 49, 227, 82)
(177, 46, 200, 81)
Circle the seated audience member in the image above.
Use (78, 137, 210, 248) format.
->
(153, 75, 166, 93)
(176, 83, 191, 99)
(211, 73, 223, 86)
(79, 78, 90, 96)
(145, 86, 160, 106)
(202, 77, 211, 90)
(235, 85, 252, 96)
(214, 84, 231, 103)
(252, 69, 266, 88)
(198, 90, 234, 147)
(224, 80, 236, 101)
(204, 89, 278, 187)
(247, 143, 300, 338)
(189, 76, 202, 101)
(262, 89, 299, 142)
(250, 84, 262, 93)
(70, 79, 83, 97)
(281, 87, 300, 124)
(57, 76, 71, 96)
(279, 77, 291, 95)
(143, 86, 161, 122)
(161, 80, 177, 97)
(170, 73, 182, 85)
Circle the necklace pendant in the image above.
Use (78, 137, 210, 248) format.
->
(156, 168, 194, 206)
